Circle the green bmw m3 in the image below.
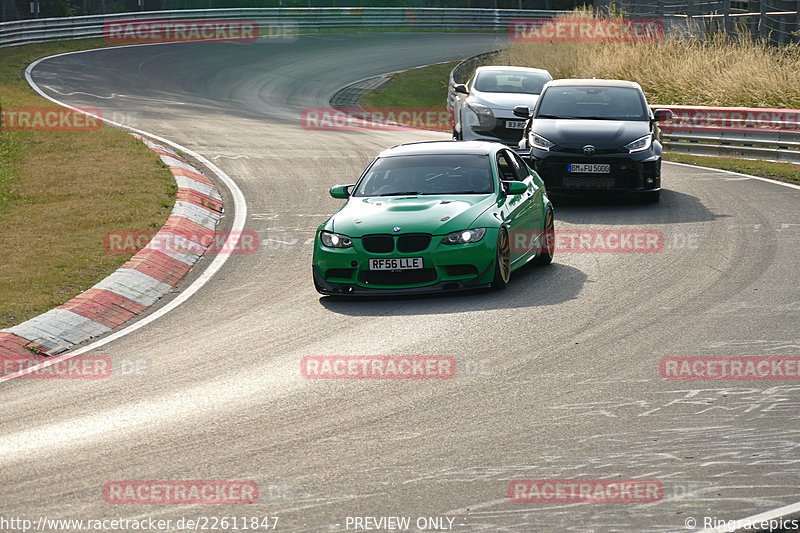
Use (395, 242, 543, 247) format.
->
(312, 141, 554, 296)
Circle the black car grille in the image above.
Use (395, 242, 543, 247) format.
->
(360, 269, 437, 286)
(561, 175, 616, 189)
(482, 120, 526, 145)
(535, 159, 642, 189)
(362, 234, 395, 253)
(444, 264, 479, 277)
(362, 233, 432, 253)
(557, 147, 626, 155)
(397, 234, 431, 253)
(325, 268, 355, 280)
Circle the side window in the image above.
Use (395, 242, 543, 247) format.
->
(496, 152, 517, 182)
(510, 152, 531, 180)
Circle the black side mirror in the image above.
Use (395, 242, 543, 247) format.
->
(454, 84, 469, 95)
(513, 105, 531, 119)
(652, 109, 673, 122)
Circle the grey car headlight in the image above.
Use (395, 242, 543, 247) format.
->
(466, 102, 495, 131)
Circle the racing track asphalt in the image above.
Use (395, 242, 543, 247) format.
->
(2, 33, 799, 532)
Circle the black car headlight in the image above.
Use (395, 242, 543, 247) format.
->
(530, 132, 556, 151)
(625, 135, 652, 153)
(442, 228, 486, 245)
(320, 231, 353, 248)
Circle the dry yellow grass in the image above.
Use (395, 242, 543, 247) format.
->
(501, 14, 800, 108)
(0, 40, 176, 328)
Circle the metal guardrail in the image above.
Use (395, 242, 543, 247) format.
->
(0, 7, 569, 48)
(658, 105, 800, 164)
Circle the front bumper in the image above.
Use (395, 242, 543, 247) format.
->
(461, 117, 526, 147)
(530, 150, 661, 194)
(312, 230, 498, 296)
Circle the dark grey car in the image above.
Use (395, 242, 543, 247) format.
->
(514, 79, 673, 202)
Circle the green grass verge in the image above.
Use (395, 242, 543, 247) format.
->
(360, 61, 458, 110)
(0, 39, 176, 329)
(664, 153, 800, 183)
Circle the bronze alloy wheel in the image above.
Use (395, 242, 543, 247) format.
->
(491, 228, 511, 289)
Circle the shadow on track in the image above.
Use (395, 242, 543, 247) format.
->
(551, 189, 729, 225)
(319, 262, 586, 316)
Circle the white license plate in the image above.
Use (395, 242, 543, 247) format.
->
(568, 163, 611, 173)
(369, 257, 423, 271)
(505, 120, 526, 129)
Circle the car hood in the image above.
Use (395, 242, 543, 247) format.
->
(331, 195, 494, 237)
(531, 119, 650, 150)
(470, 92, 540, 115)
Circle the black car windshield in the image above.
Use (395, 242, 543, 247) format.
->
(536, 86, 647, 120)
(473, 71, 550, 95)
(352, 154, 494, 196)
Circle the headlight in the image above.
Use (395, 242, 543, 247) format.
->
(530, 132, 556, 151)
(625, 134, 652, 153)
(441, 228, 486, 245)
(320, 231, 353, 248)
(466, 102, 495, 130)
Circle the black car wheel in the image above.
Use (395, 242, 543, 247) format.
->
(534, 208, 555, 265)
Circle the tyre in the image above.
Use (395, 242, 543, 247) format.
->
(491, 228, 511, 290)
(534, 208, 554, 265)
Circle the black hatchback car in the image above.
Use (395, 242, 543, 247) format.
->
(514, 79, 672, 202)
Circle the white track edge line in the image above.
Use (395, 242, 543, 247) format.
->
(664, 160, 800, 191)
(0, 44, 247, 383)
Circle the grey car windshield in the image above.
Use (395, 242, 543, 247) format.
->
(473, 71, 550, 95)
(537, 86, 648, 120)
(352, 154, 494, 196)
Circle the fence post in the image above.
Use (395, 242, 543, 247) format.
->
(722, 0, 732, 35)
(759, 0, 768, 42)
(795, 2, 800, 44)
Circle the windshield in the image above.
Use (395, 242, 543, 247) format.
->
(536, 86, 647, 120)
(473, 70, 551, 95)
(352, 154, 494, 196)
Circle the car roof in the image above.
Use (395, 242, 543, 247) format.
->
(543, 78, 642, 90)
(378, 140, 503, 158)
(475, 65, 551, 76)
